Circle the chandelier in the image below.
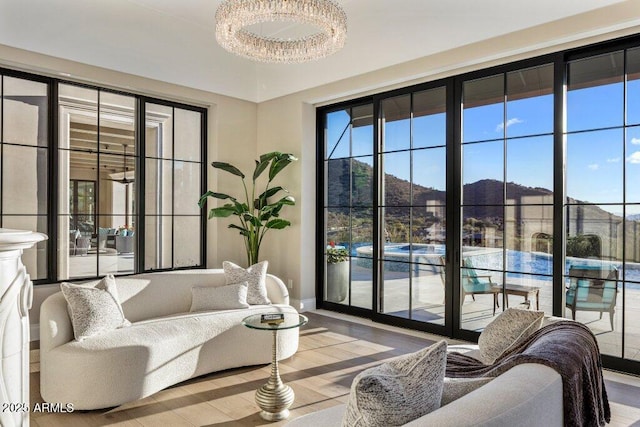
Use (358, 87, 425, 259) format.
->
(215, 0, 347, 63)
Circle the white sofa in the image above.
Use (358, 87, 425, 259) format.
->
(39, 269, 300, 410)
(286, 347, 563, 427)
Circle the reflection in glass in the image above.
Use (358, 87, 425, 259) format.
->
(627, 48, 640, 126)
(174, 161, 201, 215)
(351, 104, 374, 157)
(326, 109, 350, 159)
(413, 87, 446, 149)
(174, 216, 201, 267)
(411, 263, 445, 325)
(326, 158, 350, 207)
(506, 136, 553, 198)
(350, 258, 372, 309)
(383, 151, 410, 206)
(412, 146, 445, 195)
(383, 206, 411, 251)
(146, 104, 173, 159)
(99, 153, 135, 218)
(626, 127, 640, 203)
(566, 129, 623, 204)
(463, 74, 504, 143)
(624, 206, 640, 268)
(174, 108, 202, 162)
(3, 145, 48, 215)
(462, 140, 504, 188)
(506, 64, 553, 137)
(413, 207, 446, 250)
(352, 157, 373, 206)
(145, 215, 172, 270)
(624, 281, 640, 360)
(505, 204, 553, 275)
(381, 261, 410, 318)
(382, 94, 410, 152)
(3, 76, 48, 147)
(566, 205, 623, 264)
(145, 158, 173, 215)
(567, 51, 624, 132)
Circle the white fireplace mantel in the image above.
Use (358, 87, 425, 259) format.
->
(0, 228, 47, 427)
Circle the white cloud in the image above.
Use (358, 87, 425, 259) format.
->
(496, 118, 524, 132)
(631, 137, 640, 145)
(628, 151, 640, 164)
(607, 157, 621, 163)
(588, 163, 599, 170)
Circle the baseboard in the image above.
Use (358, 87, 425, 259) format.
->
(31, 323, 39, 342)
(290, 298, 316, 312)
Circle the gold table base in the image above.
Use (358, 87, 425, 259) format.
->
(255, 330, 295, 421)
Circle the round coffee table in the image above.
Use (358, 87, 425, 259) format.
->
(242, 312, 308, 421)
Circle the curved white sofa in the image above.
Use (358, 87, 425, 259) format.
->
(286, 362, 563, 427)
(40, 269, 300, 410)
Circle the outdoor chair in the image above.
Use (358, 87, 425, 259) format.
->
(440, 256, 500, 315)
(566, 265, 618, 330)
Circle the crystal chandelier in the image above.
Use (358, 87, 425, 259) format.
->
(215, 0, 347, 63)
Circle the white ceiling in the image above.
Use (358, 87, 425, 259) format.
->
(0, 0, 635, 103)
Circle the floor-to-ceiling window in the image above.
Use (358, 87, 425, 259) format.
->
(318, 34, 640, 373)
(565, 47, 640, 362)
(0, 66, 206, 284)
(460, 64, 555, 331)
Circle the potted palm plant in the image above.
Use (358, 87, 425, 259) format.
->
(326, 244, 349, 302)
(199, 152, 297, 266)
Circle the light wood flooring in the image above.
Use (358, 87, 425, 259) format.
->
(29, 310, 640, 426)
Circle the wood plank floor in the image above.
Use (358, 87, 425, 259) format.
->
(29, 310, 640, 426)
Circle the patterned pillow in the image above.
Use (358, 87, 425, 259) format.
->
(477, 308, 544, 364)
(441, 377, 493, 406)
(223, 261, 270, 305)
(190, 282, 250, 311)
(341, 340, 447, 427)
(60, 275, 130, 341)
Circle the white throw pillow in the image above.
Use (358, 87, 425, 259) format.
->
(223, 260, 271, 305)
(441, 377, 493, 406)
(60, 275, 130, 341)
(190, 282, 250, 311)
(477, 307, 544, 364)
(341, 340, 447, 427)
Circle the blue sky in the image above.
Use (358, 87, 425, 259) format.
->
(326, 80, 640, 215)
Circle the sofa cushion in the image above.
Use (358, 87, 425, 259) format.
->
(441, 377, 493, 406)
(60, 275, 130, 341)
(478, 308, 544, 364)
(190, 282, 250, 311)
(223, 261, 271, 305)
(341, 340, 447, 427)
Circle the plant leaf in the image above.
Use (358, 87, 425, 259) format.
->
(259, 152, 280, 163)
(209, 206, 235, 218)
(258, 186, 287, 200)
(211, 161, 245, 178)
(198, 191, 233, 208)
(265, 219, 291, 229)
(228, 224, 249, 236)
(253, 158, 270, 181)
(268, 153, 297, 181)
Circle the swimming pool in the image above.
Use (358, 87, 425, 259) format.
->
(350, 243, 640, 284)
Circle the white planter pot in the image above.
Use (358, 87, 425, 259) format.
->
(326, 261, 349, 303)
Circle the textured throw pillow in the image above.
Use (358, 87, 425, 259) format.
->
(189, 282, 250, 312)
(341, 340, 447, 427)
(441, 377, 493, 406)
(477, 308, 544, 364)
(223, 260, 270, 305)
(60, 275, 130, 341)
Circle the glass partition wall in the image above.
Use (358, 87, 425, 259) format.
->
(318, 36, 640, 372)
(0, 66, 206, 285)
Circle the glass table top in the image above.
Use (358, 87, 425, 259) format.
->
(242, 313, 308, 331)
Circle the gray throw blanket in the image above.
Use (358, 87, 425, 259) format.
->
(446, 321, 610, 427)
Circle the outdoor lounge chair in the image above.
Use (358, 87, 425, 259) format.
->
(440, 256, 500, 315)
(566, 265, 618, 330)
